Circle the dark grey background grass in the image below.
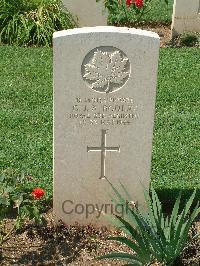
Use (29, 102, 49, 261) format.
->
(0, 46, 199, 204)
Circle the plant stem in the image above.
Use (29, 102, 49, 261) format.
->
(0, 219, 18, 248)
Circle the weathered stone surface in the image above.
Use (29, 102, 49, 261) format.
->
(62, 0, 107, 27)
(172, 0, 200, 37)
(53, 27, 160, 225)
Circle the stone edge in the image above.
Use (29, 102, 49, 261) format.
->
(53, 26, 160, 41)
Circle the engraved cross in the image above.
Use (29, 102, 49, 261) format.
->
(87, 129, 120, 179)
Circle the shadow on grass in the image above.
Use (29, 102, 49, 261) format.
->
(156, 188, 200, 214)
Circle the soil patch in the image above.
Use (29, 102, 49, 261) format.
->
(141, 24, 171, 47)
(0, 211, 199, 265)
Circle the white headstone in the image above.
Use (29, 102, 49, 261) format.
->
(171, 0, 200, 37)
(62, 0, 107, 27)
(53, 26, 160, 225)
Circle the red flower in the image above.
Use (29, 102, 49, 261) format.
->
(126, 0, 133, 7)
(134, 0, 144, 8)
(32, 188, 45, 200)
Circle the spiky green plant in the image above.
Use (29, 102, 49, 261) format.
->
(97, 180, 199, 265)
(179, 33, 199, 47)
(0, 0, 76, 47)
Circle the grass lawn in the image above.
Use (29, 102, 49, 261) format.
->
(108, 0, 174, 25)
(0, 46, 53, 198)
(0, 45, 199, 204)
(143, 0, 174, 24)
(152, 48, 200, 204)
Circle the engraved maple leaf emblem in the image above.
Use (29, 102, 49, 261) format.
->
(83, 50, 130, 93)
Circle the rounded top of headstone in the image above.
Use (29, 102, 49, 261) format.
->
(53, 26, 160, 41)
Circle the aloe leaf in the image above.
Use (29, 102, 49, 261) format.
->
(182, 190, 197, 219)
(176, 203, 200, 256)
(107, 192, 119, 206)
(114, 215, 147, 250)
(127, 208, 165, 257)
(122, 263, 142, 266)
(144, 189, 157, 229)
(171, 205, 187, 251)
(119, 181, 132, 202)
(174, 190, 197, 244)
(105, 215, 132, 236)
(106, 179, 138, 226)
(108, 236, 151, 263)
(171, 191, 197, 253)
(161, 214, 165, 231)
(174, 221, 188, 256)
(164, 216, 170, 241)
(146, 188, 168, 249)
(106, 177, 126, 205)
(169, 193, 181, 236)
(136, 206, 167, 257)
(151, 186, 162, 221)
(125, 209, 149, 244)
(97, 252, 142, 265)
